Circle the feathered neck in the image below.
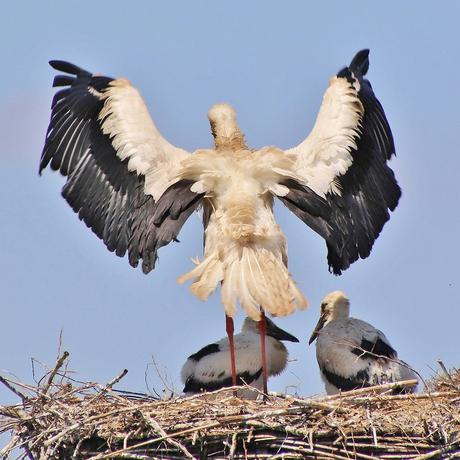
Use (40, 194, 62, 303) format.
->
(208, 103, 247, 151)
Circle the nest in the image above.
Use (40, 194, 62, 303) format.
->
(1, 352, 459, 460)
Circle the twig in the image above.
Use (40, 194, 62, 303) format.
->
(92, 369, 128, 402)
(437, 359, 459, 389)
(0, 375, 28, 403)
(40, 351, 69, 396)
(364, 407, 377, 448)
(229, 432, 238, 460)
(72, 438, 84, 460)
(355, 391, 456, 404)
(105, 368, 128, 389)
(0, 434, 21, 457)
(138, 411, 199, 460)
(411, 440, 460, 460)
(145, 354, 177, 398)
(314, 379, 419, 402)
(309, 444, 372, 460)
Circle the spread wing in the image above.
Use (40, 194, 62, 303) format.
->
(40, 61, 204, 273)
(279, 50, 401, 274)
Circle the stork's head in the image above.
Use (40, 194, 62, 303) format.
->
(309, 291, 350, 344)
(208, 103, 247, 150)
(242, 317, 299, 343)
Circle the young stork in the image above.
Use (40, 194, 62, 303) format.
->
(181, 317, 299, 399)
(39, 50, 400, 393)
(309, 291, 418, 394)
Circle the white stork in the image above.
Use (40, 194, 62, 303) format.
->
(181, 316, 298, 398)
(309, 291, 418, 395)
(40, 50, 400, 392)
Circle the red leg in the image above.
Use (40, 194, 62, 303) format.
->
(258, 308, 268, 397)
(226, 314, 237, 397)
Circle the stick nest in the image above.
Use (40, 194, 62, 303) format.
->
(1, 353, 459, 460)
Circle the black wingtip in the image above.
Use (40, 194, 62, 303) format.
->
(49, 60, 86, 76)
(349, 49, 370, 76)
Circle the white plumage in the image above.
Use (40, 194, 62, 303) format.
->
(181, 317, 299, 398)
(40, 50, 400, 322)
(309, 291, 418, 395)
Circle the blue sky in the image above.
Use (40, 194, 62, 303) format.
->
(1, 1, 459, 421)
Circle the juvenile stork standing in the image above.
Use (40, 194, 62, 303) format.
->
(309, 291, 418, 394)
(40, 50, 400, 393)
(181, 317, 299, 399)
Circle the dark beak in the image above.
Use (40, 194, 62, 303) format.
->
(309, 314, 327, 345)
(266, 320, 299, 343)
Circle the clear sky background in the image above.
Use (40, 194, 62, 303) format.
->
(1, 1, 459, 423)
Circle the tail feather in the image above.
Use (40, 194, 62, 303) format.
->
(177, 245, 308, 320)
(176, 255, 224, 301)
(234, 250, 263, 320)
(221, 260, 242, 318)
(240, 248, 308, 317)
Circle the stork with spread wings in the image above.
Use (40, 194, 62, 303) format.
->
(40, 50, 400, 322)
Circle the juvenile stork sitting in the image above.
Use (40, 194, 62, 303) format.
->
(309, 291, 418, 394)
(181, 317, 299, 399)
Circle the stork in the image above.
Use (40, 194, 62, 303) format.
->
(309, 291, 418, 394)
(181, 317, 299, 399)
(40, 50, 400, 394)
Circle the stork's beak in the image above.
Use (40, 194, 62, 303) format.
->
(266, 321, 299, 343)
(308, 314, 327, 345)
